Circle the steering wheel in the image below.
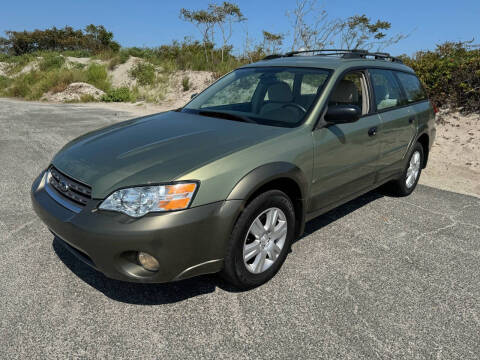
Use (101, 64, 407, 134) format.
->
(281, 103, 307, 113)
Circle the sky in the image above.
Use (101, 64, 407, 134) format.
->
(1, 0, 479, 56)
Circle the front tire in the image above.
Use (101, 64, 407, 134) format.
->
(389, 142, 424, 196)
(222, 190, 295, 289)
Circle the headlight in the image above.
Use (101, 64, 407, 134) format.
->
(99, 182, 197, 217)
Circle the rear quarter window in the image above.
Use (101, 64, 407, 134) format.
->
(396, 72, 428, 103)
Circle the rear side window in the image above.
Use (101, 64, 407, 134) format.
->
(369, 69, 406, 110)
(396, 72, 427, 103)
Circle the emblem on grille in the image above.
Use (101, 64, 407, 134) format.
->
(59, 180, 69, 192)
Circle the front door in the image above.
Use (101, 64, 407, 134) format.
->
(310, 71, 381, 212)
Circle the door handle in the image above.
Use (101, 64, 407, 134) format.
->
(368, 127, 377, 136)
(408, 116, 415, 124)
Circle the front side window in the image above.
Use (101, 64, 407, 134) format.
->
(183, 67, 330, 128)
(370, 69, 406, 110)
(396, 72, 427, 103)
(328, 71, 369, 115)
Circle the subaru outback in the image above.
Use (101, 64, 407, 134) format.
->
(31, 49, 436, 289)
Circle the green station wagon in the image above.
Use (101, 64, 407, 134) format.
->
(32, 49, 436, 289)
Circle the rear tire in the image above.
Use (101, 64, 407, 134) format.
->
(389, 142, 424, 196)
(221, 190, 295, 289)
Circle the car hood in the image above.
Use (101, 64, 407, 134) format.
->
(52, 111, 289, 198)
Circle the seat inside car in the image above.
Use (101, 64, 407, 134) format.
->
(260, 81, 293, 114)
(259, 81, 303, 122)
(329, 79, 359, 106)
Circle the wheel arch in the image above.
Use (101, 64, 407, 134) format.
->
(417, 133, 430, 168)
(226, 162, 308, 237)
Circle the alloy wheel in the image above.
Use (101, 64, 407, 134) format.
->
(406, 150, 421, 188)
(243, 207, 288, 274)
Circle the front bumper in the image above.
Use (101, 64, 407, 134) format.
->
(31, 171, 242, 283)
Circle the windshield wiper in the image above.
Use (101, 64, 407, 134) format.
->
(198, 110, 256, 124)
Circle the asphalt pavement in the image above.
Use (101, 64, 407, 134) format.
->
(1, 98, 479, 359)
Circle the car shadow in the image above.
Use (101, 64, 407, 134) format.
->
(53, 188, 385, 305)
(297, 188, 385, 243)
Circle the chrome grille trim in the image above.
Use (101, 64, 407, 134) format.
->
(45, 166, 92, 212)
(45, 174, 83, 213)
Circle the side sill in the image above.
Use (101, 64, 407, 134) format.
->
(305, 174, 400, 222)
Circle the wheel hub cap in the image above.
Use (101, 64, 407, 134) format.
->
(243, 207, 288, 274)
(406, 150, 421, 188)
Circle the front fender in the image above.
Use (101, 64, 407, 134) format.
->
(226, 162, 309, 237)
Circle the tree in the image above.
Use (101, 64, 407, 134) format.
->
(337, 14, 407, 51)
(209, 2, 245, 62)
(0, 25, 119, 55)
(287, 0, 341, 51)
(180, 7, 218, 63)
(262, 31, 284, 55)
(84, 24, 120, 52)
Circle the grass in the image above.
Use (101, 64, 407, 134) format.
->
(85, 63, 110, 91)
(108, 50, 130, 70)
(0, 62, 111, 100)
(0, 43, 245, 103)
(38, 54, 65, 71)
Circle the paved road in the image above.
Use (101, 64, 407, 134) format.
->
(1, 98, 479, 359)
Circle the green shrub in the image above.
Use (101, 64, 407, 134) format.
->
(0, 75, 13, 91)
(129, 62, 156, 86)
(86, 63, 110, 91)
(182, 76, 190, 91)
(61, 49, 92, 58)
(403, 41, 480, 112)
(101, 87, 132, 102)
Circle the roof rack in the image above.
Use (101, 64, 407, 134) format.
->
(263, 49, 403, 64)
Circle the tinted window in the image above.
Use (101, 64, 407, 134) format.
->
(396, 72, 427, 103)
(370, 69, 406, 110)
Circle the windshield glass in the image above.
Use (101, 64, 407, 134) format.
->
(182, 67, 330, 128)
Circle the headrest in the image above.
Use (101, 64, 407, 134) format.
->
(266, 81, 293, 102)
(330, 80, 359, 103)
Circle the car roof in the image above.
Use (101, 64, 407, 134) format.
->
(241, 55, 415, 73)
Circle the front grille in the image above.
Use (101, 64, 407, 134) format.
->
(47, 166, 92, 206)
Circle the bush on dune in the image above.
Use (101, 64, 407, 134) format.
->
(129, 62, 156, 86)
(102, 87, 133, 102)
(85, 63, 110, 91)
(402, 41, 480, 112)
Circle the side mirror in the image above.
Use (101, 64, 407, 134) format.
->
(190, 93, 198, 99)
(325, 105, 361, 124)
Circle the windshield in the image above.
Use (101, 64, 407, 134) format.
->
(182, 67, 330, 128)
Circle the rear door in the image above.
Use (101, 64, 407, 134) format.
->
(395, 71, 431, 134)
(369, 69, 415, 181)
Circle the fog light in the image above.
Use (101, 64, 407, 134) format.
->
(137, 252, 160, 272)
